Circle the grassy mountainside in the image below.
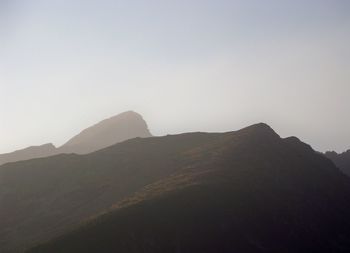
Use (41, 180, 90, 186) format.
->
(27, 124, 350, 253)
(0, 130, 221, 252)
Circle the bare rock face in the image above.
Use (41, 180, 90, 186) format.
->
(0, 143, 57, 166)
(59, 111, 152, 154)
(0, 111, 152, 165)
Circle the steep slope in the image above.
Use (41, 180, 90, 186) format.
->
(21, 124, 350, 253)
(0, 144, 57, 166)
(0, 111, 152, 165)
(325, 150, 350, 176)
(0, 131, 221, 252)
(59, 111, 152, 154)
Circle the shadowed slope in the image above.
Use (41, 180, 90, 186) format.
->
(26, 124, 350, 253)
(0, 130, 221, 252)
(325, 150, 350, 176)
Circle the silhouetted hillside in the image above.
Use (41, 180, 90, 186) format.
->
(0, 111, 152, 166)
(325, 150, 350, 176)
(0, 130, 220, 252)
(28, 124, 350, 253)
(2, 123, 349, 253)
(0, 143, 57, 166)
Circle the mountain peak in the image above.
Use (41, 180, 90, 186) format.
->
(105, 110, 143, 120)
(239, 122, 280, 138)
(0, 111, 152, 164)
(117, 110, 141, 116)
(60, 111, 152, 154)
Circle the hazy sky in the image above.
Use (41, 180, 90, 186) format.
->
(0, 0, 349, 153)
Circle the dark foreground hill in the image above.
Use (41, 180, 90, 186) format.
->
(8, 124, 349, 253)
(325, 150, 350, 176)
(0, 130, 220, 252)
(0, 111, 152, 166)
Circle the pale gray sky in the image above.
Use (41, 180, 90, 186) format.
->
(0, 0, 349, 153)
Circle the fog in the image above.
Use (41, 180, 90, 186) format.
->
(1, 0, 349, 153)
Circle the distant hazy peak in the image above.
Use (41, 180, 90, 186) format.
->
(24, 143, 56, 150)
(0, 143, 57, 166)
(0, 111, 152, 164)
(59, 111, 152, 154)
(0, 143, 56, 156)
(91, 111, 145, 125)
(108, 110, 143, 119)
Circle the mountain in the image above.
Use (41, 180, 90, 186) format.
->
(0, 111, 152, 166)
(0, 143, 57, 166)
(1, 124, 350, 252)
(325, 150, 350, 176)
(0, 129, 219, 252)
(59, 111, 152, 154)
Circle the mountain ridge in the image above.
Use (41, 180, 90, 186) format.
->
(0, 143, 57, 166)
(59, 110, 152, 154)
(0, 111, 152, 165)
(325, 149, 350, 176)
(26, 123, 350, 253)
(1, 123, 350, 252)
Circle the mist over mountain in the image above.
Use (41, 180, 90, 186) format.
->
(1, 123, 350, 252)
(0, 111, 152, 166)
(0, 143, 57, 166)
(58, 111, 152, 154)
(325, 150, 350, 176)
(2, 1, 349, 252)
